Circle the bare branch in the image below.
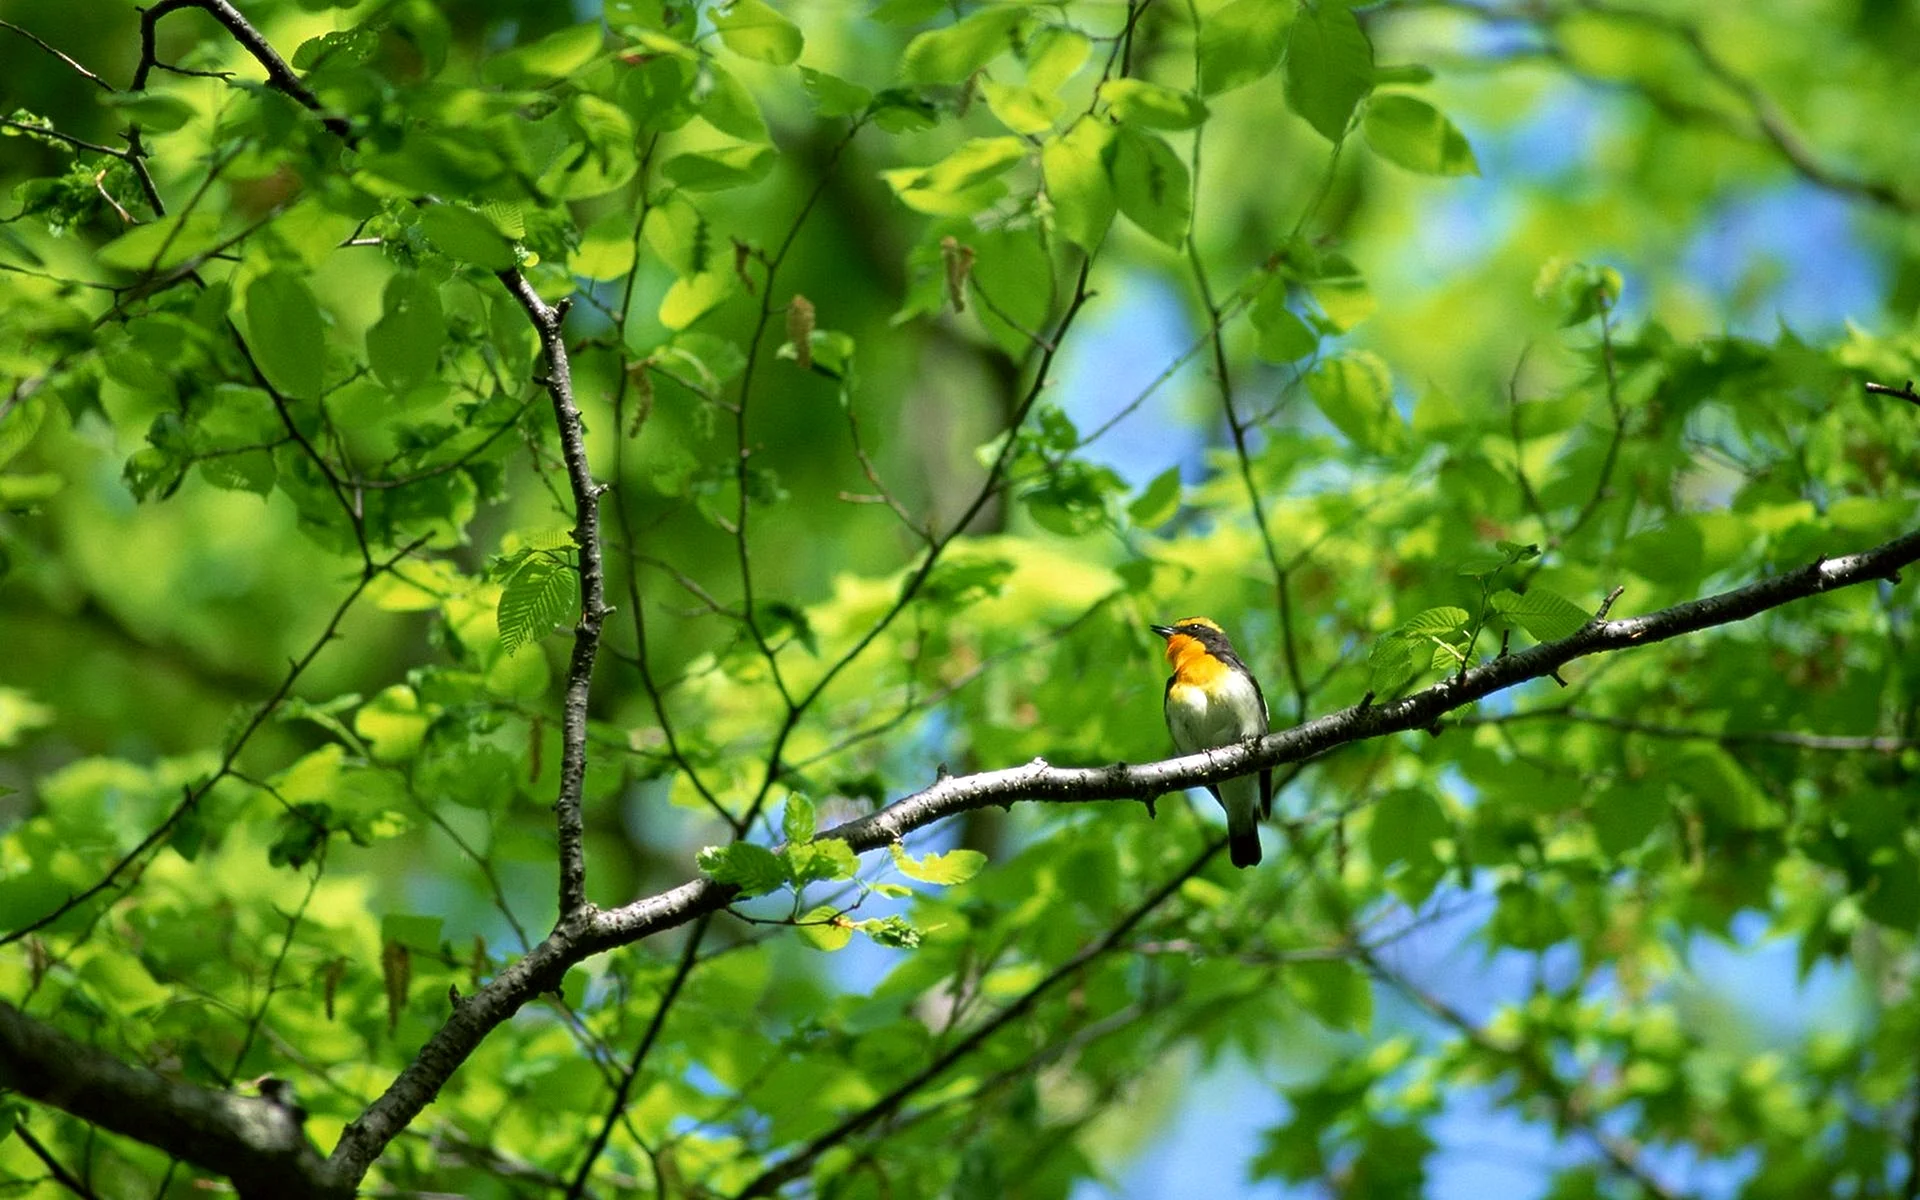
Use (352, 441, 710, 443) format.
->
(499, 273, 609, 919)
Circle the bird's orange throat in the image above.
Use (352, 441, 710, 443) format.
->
(1164, 635, 1231, 687)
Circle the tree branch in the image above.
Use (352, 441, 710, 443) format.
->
(500, 273, 607, 920)
(0, 1003, 348, 1199)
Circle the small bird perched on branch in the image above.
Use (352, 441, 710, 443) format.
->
(1150, 617, 1272, 868)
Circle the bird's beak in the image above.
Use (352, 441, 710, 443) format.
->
(1149, 624, 1176, 638)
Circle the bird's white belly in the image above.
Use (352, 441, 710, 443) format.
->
(1166, 670, 1264, 753)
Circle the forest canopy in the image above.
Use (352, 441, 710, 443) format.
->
(2, 0, 1920, 1197)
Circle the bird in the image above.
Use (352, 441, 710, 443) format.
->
(1150, 617, 1272, 868)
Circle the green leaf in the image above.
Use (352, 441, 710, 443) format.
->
(1367, 635, 1417, 696)
(1308, 255, 1374, 332)
(1284, 959, 1372, 1031)
(496, 556, 577, 657)
(1042, 118, 1117, 252)
(761, 600, 819, 655)
(713, 0, 803, 65)
(782, 794, 817, 845)
(890, 843, 987, 885)
(483, 23, 604, 86)
(801, 68, 872, 118)
(698, 842, 787, 896)
(355, 685, 433, 763)
(1198, 0, 1295, 94)
(882, 137, 1027, 217)
(982, 80, 1062, 135)
(797, 904, 853, 950)
(1103, 79, 1209, 130)
(1306, 351, 1397, 450)
(855, 915, 922, 949)
(418, 204, 517, 270)
(245, 270, 327, 401)
(366, 272, 445, 396)
(900, 6, 1028, 84)
(1127, 466, 1183, 528)
(918, 557, 1015, 609)
(1109, 127, 1191, 247)
(1363, 94, 1478, 175)
(659, 270, 735, 330)
(1285, 4, 1373, 141)
(571, 208, 638, 282)
(292, 28, 378, 70)
(1252, 278, 1318, 362)
(0, 395, 46, 471)
(1024, 26, 1090, 92)
(99, 91, 196, 133)
(1400, 606, 1470, 636)
(661, 143, 776, 192)
(1489, 587, 1591, 642)
(786, 837, 859, 884)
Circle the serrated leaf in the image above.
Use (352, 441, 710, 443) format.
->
(797, 905, 852, 950)
(891, 843, 987, 885)
(245, 271, 326, 401)
(1363, 93, 1478, 176)
(1400, 606, 1470, 636)
(713, 0, 803, 65)
(1285, 4, 1373, 142)
(1367, 635, 1416, 696)
(698, 842, 787, 895)
(1491, 588, 1591, 642)
(1198, 0, 1294, 94)
(783, 794, 816, 845)
(496, 556, 577, 657)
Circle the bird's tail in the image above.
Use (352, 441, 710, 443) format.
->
(1220, 775, 1263, 869)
